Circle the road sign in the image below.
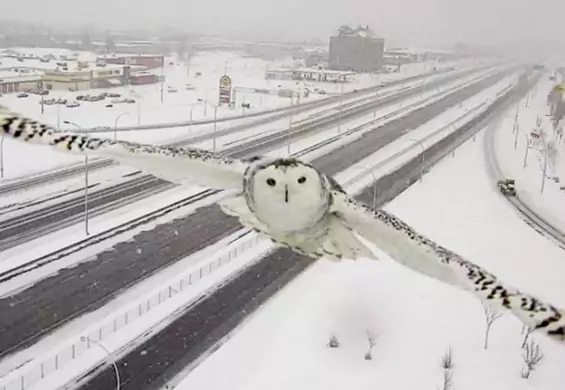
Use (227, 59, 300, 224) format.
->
(219, 75, 232, 104)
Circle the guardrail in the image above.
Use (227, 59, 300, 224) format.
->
(0, 232, 263, 390)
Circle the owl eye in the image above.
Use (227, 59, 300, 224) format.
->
(266, 178, 276, 186)
(297, 176, 306, 184)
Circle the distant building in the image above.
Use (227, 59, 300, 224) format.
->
(329, 25, 385, 72)
(97, 54, 164, 69)
(41, 65, 124, 90)
(265, 68, 354, 83)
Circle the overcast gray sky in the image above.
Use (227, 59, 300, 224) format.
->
(2, 0, 564, 49)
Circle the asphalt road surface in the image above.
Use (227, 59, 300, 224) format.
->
(0, 65, 486, 249)
(0, 68, 513, 360)
(77, 74, 531, 390)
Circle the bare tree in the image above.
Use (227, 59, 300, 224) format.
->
(364, 330, 378, 360)
(521, 325, 535, 348)
(521, 340, 544, 379)
(439, 347, 455, 390)
(328, 334, 340, 348)
(482, 303, 502, 350)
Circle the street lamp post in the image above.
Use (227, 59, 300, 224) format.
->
(363, 168, 378, 208)
(288, 93, 294, 155)
(40, 81, 45, 115)
(81, 336, 120, 390)
(57, 103, 61, 129)
(373, 91, 379, 118)
(160, 61, 165, 104)
(130, 91, 142, 125)
(198, 99, 219, 151)
(0, 136, 4, 179)
(213, 105, 218, 151)
(513, 104, 520, 150)
(188, 102, 200, 122)
(64, 120, 89, 235)
(409, 138, 426, 181)
(352, 165, 378, 208)
(113, 112, 130, 140)
(541, 145, 548, 194)
(337, 82, 344, 134)
(522, 132, 531, 169)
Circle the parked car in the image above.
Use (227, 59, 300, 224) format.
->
(167, 86, 178, 93)
(111, 97, 135, 104)
(66, 101, 80, 108)
(17, 93, 29, 98)
(83, 95, 104, 102)
(41, 98, 57, 105)
(56, 98, 67, 105)
(100, 92, 121, 98)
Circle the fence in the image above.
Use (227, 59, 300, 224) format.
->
(0, 233, 262, 390)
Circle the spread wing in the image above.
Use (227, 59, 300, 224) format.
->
(0, 107, 248, 190)
(331, 191, 565, 345)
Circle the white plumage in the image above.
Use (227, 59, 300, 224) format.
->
(1, 106, 564, 345)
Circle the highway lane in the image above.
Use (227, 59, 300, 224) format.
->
(482, 74, 565, 249)
(0, 67, 453, 195)
(0, 66, 487, 250)
(0, 176, 174, 248)
(0, 68, 513, 360)
(77, 73, 532, 390)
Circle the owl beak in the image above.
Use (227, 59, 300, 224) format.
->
(284, 185, 289, 203)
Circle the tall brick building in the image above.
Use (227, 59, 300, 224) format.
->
(329, 25, 385, 72)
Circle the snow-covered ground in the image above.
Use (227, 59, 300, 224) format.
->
(175, 131, 565, 390)
(0, 58, 473, 180)
(0, 61, 486, 185)
(0, 69, 520, 390)
(494, 74, 565, 232)
(0, 50, 469, 133)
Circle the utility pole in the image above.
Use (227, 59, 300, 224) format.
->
(63, 121, 89, 235)
(160, 58, 164, 104)
(288, 93, 293, 155)
(40, 81, 45, 115)
(337, 81, 344, 134)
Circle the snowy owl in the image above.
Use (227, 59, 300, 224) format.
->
(1, 107, 564, 345)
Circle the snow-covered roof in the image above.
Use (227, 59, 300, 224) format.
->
(0, 73, 42, 83)
(267, 67, 355, 76)
(386, 47, 455, 55)
(335, 25, 382, 39)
